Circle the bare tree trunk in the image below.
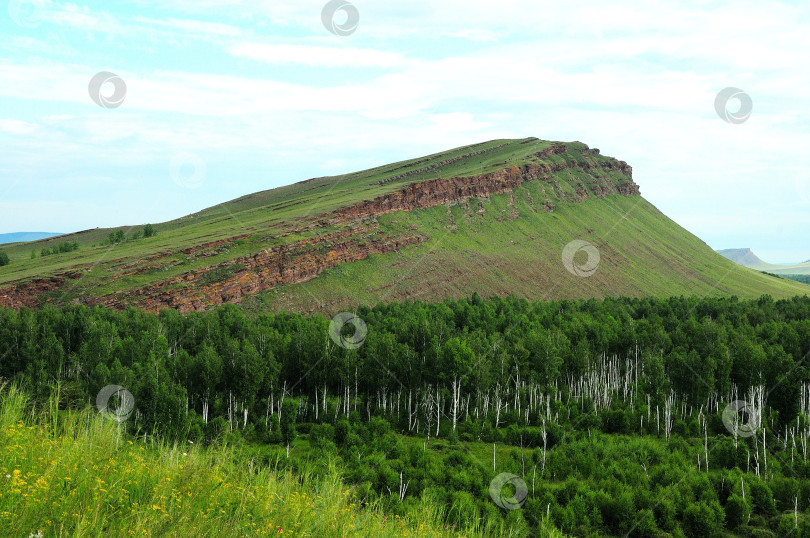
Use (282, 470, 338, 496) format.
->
(451, 377, 460, 431)
(435, 386, 441, 438)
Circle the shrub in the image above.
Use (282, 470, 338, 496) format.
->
(40, 241, 79, 256)
(108, 230, 125, 244)
(750, 480, 777, 516)
(682, 501, 724, 538)
(725, 494, 751, 528)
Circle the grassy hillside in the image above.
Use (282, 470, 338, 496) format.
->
(0, 385, 470, 537)
(246, 189, 809, 313)
(0, 138, 559, 267)
(0, 137, 806, 311)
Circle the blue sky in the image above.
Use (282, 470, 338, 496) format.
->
(1, 0, 809, 262)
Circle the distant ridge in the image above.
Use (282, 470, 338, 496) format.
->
(717, 248, 810, 276)
(716, 248, 769, 270)
(0, 232, 63, 245)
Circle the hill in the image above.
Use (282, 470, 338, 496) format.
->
(715, 248, 772, 270)
(717, 248, 810, 276)
(0, 137, 806, 312)
(0, 232, 63, 245)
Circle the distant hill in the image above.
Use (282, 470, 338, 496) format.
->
(1, 137, 807, 312)
(715, 248, 772, 270)
(0, 232, 63, 245)
(717, 248, 810, 276)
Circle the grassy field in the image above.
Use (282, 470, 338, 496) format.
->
(0, 385, 473, 538)
(0, 137, 806, 311)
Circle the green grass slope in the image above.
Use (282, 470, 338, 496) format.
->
(247, 186, 809, 313)
(0, 138, 555, 271)
(0, 385, 468, 537)
(0, 137, 806, 311)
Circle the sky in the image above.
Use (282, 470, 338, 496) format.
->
(1, 0, 809, 263)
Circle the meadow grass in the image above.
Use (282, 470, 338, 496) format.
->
(0, 385, 468, 537)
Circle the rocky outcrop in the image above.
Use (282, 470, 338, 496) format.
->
(91, 230, 427, 313)
(334, 151, 636, 223)
(0, 276, 66, 309)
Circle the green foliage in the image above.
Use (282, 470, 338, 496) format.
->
(0, 295, 809, 536)
(107, 230, 125, 244)
(725, 494, 751, 529)
(766, 272, 810, 285)
(682, 501, 724, 537)
(749, 480, 777, 517)
(0, 251, 9, 267)
(39, 241, 79, 257)
(281, 398, 299, 449)
(100, 225, 156, 247)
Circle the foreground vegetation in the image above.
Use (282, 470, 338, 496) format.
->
(0, 385, 468, 537)
(2, 294, 810, 535)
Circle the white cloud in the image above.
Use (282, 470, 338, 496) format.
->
(132, 16, 243, 36)
(0, 119, 38, 135)
(227, 42, 405, 67)
(1, 0, 809, 261)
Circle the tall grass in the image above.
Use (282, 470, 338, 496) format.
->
(0, 384, 465, 537)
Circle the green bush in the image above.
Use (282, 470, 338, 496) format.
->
(40, 241, 79, 256)
(725, 494, 751, 528)
(682, 501, 724, 538)
(107, 230, 125, 244)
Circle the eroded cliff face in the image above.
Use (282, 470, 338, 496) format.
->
(331, 150, 636, 223)
(0, 145, 639, 313)
(91, 230, 427, 313)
